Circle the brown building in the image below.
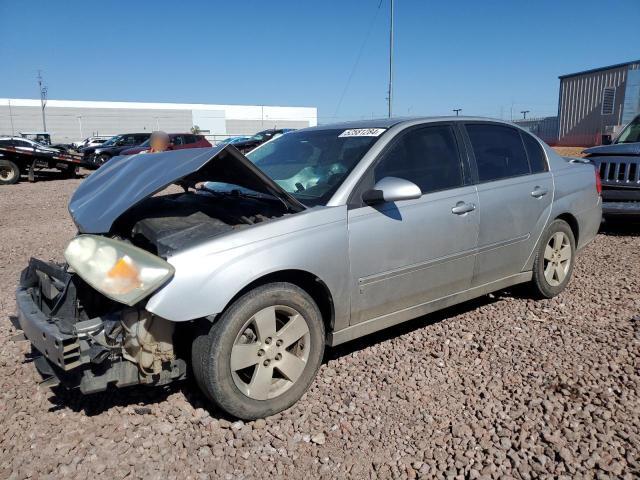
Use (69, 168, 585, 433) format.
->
(557, 60, 640, 147)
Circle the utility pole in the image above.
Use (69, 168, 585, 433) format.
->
(37, 70, 48, 132)
(521, 110, 530, 119)
(8, 99, 15, 135)
(453, 108, 462, 116)
(387, 0, 394, 118)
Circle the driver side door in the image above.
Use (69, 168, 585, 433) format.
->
(347, 124, 480, 325)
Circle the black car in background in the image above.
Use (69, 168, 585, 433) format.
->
(583, 114, 640, 218)
(82, 133, 151, 168)
(233, 128, 295, 154)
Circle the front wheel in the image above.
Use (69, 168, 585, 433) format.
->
(95, 154, 110, 167)
(192, 282, 325, 419)
(0, 159, 20, 185)
(530, 219, 576, 298)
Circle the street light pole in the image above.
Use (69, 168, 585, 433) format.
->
(387, 0, 394, 118)
(37, 70, 48, 132)
(453, 108, 462, 116)
(521, 110, 530, 119)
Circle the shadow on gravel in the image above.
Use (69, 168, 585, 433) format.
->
(37, 289, 519, 419)
(46, 379, 234, 418)
(599, 219, 640, 237)
(324, 290, 509, 362)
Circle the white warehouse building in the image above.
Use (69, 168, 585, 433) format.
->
(0, 98, 317, 143)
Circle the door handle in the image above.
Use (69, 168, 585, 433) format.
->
(531, 186, 548, 198)
(451, 201, 476, 215)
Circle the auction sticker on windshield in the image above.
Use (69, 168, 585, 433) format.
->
(338, 128, 386, 138)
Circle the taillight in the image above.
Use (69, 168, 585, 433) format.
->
(595, 167, 602, 195)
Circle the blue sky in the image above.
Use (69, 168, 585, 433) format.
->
(1, 0, 639, 123)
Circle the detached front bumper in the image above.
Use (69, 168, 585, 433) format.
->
(16, 286, 82, 371)
(13, 258, 185, 393)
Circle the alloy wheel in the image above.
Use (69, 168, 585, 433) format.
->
(543, 231, 572, 286)
(230, 305, 310, 400)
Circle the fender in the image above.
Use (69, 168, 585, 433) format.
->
(145, 205, 351, 331)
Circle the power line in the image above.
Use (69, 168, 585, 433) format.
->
(333, 0, 384, 119)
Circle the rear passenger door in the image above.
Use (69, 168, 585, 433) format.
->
(462, 123, 553, 286)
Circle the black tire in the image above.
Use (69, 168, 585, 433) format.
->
(531, 219, 576, 298)
(96, 154, 110, 167)
(0, 159, 20, 185)
(192, 282, 325, 419)
(61, 166, 79, 179)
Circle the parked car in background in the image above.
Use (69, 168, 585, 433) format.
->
(19, 132, 52, 145)
(233, 128, 295, 153)
(82, 133, 151, 168)
(216, 135, 251, 146)
(73, 136, 112, 150)
(583, 114, 640, 218)
(17, 132, 72, 152)
(1, 136, 62, 155)
(120, 133, 211, 155)
(13, 117, 602, 419)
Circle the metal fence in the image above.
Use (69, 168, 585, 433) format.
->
(513, 116, 559, 145)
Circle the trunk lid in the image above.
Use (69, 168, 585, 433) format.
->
(69, 145, 306, 233)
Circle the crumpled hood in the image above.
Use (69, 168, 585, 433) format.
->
(69, 145, 305, 233)
(583, 143, 640, 157)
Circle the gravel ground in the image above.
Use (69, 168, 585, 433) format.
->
(1, 176, 639, 479)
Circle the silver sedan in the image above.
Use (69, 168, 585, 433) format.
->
(15, 117, 602, 419)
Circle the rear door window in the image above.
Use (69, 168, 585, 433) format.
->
(466, 124, 530, 182)
(374, 125, 464, 194)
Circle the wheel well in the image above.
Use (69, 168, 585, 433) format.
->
(556, 213, 579, 245)
(223, 270, 335, 333)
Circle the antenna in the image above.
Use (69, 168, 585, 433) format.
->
(37, 70, 48, 131)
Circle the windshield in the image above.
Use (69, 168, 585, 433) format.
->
(204, 129, 382, 206)
(237, 128, 382, 205)
(137, 139, 151, 148)
(616, 115, 640, 144)
(102, 135, 123, 146)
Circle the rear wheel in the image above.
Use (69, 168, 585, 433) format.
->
(192, 282, 325, 419)
(0, 159, 20, 185)
(531, 219, 575, 298)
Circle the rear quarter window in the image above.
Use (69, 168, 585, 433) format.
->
(521, 132, 548, 173)
(466, 124, 530, 182)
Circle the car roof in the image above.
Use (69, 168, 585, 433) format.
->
(301, 116, 517, 132)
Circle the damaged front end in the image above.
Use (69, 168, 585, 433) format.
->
(14, 145, 309, 393)
(14, 258, 186, 393)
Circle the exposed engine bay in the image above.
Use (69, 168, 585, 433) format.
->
(112, 189, 289, 257)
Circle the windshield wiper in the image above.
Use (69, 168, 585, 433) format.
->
(199, 185, 278, 202)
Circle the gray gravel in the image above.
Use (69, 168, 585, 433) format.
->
(1, 177, 639, 479)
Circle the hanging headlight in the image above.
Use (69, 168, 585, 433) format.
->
(64, 235, 175, 306)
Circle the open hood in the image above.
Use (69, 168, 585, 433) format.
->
(583, 143, 640, 157)
(69, 145, 306, 233)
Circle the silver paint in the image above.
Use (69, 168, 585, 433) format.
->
(72, 117, 602, 347)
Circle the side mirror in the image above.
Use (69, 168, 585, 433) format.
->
(362, 176, 422, 204)
(601, 135, 612, 145)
